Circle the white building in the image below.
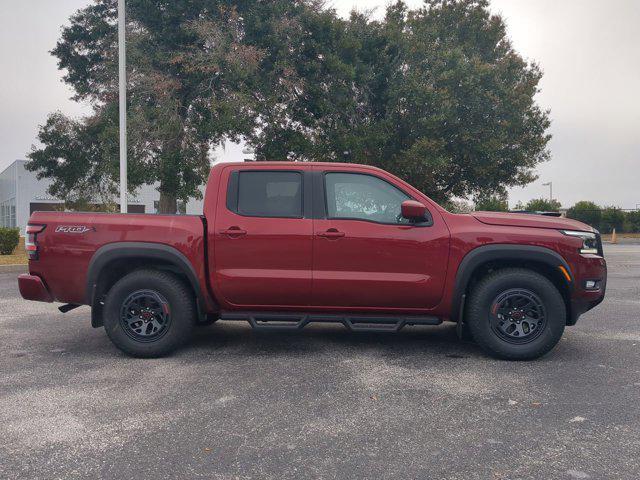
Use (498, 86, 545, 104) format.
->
(0, 160, 204, 235)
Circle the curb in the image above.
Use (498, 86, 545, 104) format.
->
(0, 264, 28, 274)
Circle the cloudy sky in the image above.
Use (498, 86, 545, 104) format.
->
(1, 0, 638, 208)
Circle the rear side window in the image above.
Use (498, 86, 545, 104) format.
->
(234, 171, 303, 218)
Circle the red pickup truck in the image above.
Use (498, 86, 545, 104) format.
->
(19, 162, 606, 359)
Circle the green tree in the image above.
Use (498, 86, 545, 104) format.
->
(566, 201, 601, 230)
(525, 198, 561, 212)
(28, 0, 551, 210)
(475, 193, 509, 211)
(600, 206, 625, 234)
(255, 0, 551, 203)
(444, 199, 474, 213)
(27, 0, 320, 212)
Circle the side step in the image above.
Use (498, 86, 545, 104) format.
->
(219, 312, 442, 333)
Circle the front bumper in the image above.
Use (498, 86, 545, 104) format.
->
(569, 295, 606, 325)
(18, 274, 53, 303)
(567, 255, 607, 325)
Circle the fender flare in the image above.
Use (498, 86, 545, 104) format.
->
(451, 244, 573, 322)
(86, 242, 207, 321)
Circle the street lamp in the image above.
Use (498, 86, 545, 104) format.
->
(542, 182, 552, 201)
(118, 0, 127, 213)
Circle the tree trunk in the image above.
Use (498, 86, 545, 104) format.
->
(158, 191, 177, 214)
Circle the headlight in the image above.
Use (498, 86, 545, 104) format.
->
(561, 230, 599, 254)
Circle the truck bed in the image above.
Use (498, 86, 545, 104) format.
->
(27, 211, 208, 306)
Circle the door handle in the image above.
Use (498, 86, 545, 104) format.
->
(316, 229, 345, 239)
(220, 227, 247, 237)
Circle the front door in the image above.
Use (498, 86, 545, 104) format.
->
(312, 168, 450, 310)
(213, 167, 313, 308)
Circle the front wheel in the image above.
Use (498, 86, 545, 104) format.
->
(466, 268, 566, 360)
(103, 269, 196, 357)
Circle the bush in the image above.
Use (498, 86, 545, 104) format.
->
(525, 198, 562, 212)
(0, 227, 20, 255)
(600, 207, 625, 234)
(625, 210, 640, 233)
(567, 201, 602, 230)
(475, 195, 509, 212)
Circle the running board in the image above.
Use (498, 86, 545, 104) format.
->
(219, 312, 441, 333)
(59, 303, 81, 313)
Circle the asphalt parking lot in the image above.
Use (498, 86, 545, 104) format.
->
(1, 244, 639, 480)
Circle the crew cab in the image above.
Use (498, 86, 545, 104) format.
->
(18, 162, 607, 359)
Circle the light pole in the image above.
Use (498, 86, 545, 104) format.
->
(118, 0, 127, 213)
(542, 182, 552, 201)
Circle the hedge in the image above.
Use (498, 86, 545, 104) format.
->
(0, 227, 20, 255)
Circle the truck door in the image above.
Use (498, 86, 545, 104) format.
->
(311, 168, 450, 310)
(212, 166, 313, 308)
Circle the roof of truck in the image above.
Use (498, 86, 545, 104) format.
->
(214, 161, 384, 170)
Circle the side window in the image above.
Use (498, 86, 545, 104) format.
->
(324, 172, 411, 224)
(235, 171, 303, 218)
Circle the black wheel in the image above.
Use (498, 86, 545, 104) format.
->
(103, 269, 196, 357)
(466, 268, 566, 360)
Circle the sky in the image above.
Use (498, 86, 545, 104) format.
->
(1, 0, 638, 209)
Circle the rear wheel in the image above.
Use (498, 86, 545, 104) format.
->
(103, 269, 196, 357)
(466, 268, 566, 360)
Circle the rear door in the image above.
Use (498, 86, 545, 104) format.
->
(311, 167, 450, 310)
(213, 166, 313, 308)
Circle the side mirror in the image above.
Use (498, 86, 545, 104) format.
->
(401, 200, 427, 222)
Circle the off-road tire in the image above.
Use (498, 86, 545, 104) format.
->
(103, 269, 196, 357)
(466, 268, 566, 360)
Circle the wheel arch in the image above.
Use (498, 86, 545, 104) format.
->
(86, 242, 208, 327)
(451, 244, 574, 325)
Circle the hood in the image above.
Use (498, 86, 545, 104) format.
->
(471, 211, 594, 232)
